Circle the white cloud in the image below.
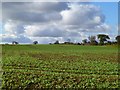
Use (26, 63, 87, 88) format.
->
(4, 20, 25, 35)
(24, 24, 65, 37)
(2, 34, 32, 43)
(60, 3, 105, 29)
(24, 23, 83, 37)
(94, 16, 101, 24)
(1, 2, 116, 44)
(30, 37, 59, 44)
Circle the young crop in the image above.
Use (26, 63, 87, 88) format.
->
(2, 45, 119, 89)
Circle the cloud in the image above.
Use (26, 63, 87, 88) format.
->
(0, 2, 2, 21)
(60, 3, 105, 29)
(24, 25, 65, 37)
(2, 2, 68, 23)
(30, 37, 59, 44)
(4, 20, 24, 35)
(2, 34, 32, 43)
(2, 0, 118, 2)
(2, 2, 114, 44)
(24, 24, 82, 37)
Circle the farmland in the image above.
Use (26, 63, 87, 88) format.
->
(1, 44, 119, 89)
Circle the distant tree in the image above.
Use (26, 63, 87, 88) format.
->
(88, 36, 96, 42)
(67, 39, 71, 43)
(12, 41, 19, 45)
(77, 43, 81, 45)
(110, 41, 117, 45)
(115, 35, 120, 44)
(88, 36, 98, 45)
(82, 39, 87, 44)
(49, 43, 52, 45)
(54, 40, 59, 44)
(5, 43, 9, 45)
(107, 41, 112, 45)
(97, 34, 110, 45)
(63, 39, 73, 44)
(33, 41, 38, 45)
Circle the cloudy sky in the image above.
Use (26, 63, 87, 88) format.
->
(0, 1, 118, 44)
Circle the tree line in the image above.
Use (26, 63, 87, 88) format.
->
(53, 34, 120, 45)
(9, 34, 120, 45)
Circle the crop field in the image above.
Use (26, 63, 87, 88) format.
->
(1, 44, 119, 89)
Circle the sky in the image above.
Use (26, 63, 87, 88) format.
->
(0, 1, 119, 44)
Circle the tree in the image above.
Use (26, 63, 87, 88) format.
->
(12, 41, 19, 45)
(54, 40, 59, 44)
(67, 39, 71, 43)
(97, 34, 110, 45)
(33, 41, 38, 44)
(107, 41, 112, 45)
(82, 39, 87, 44)
(115, 35, 120, 44)
(88, 36, 98, 45)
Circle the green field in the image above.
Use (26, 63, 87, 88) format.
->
(1, 44, 119, 89)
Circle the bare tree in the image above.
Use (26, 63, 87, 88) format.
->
(88, 36, 98, 45)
